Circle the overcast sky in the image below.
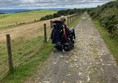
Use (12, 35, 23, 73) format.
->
(0, 0, 113, 9)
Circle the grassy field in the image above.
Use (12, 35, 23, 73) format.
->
(93, 20, 118, 64)
(0, 10, 56, 30)
(0, 14, 79, 83)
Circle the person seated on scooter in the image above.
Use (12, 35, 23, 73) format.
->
(51, 16, 74, 52)
(51, 16, 68, 44)
(60, 16, 76, 44)
(59, 16, 69, 44)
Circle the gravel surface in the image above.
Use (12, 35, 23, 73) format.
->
(24, 13, 118, 83)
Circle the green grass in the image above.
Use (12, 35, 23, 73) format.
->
(0, 10, 56, 30)
(0, 36, 44, 80)
(0, 15, 80, 83)
(93, 19, 118, 64)
(0, 42, 53, 83)
(68, 16, 80, 28)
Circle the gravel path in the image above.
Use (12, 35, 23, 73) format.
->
(25, 13, 118, 83)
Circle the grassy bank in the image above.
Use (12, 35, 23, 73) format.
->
(93, 20, 118, 64)
(0, 15, 80, 83)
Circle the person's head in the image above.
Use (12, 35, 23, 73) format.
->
(60, 16, 66, 23)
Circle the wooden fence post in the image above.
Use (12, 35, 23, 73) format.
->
(44, 24, 47, 43)
(6, 34, 14, 72)
(67, 17, 69, 25)
(69, 15, 71, 23)
(73, 15, 74, 21)
(50, 20, 53, 28)
(74, 15, 75, 20)
(72, 15, 73, 22)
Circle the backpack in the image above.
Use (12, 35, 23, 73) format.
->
(51, 20, 66, 44)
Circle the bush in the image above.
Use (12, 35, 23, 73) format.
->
(88, 0, 118, 39)
(40, 8, 86, 21)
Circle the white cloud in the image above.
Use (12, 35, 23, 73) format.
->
(20, 0, 37, 3)
(0, 0, 113, 9)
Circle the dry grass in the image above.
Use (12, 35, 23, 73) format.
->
(0, 10, 57, 80)
(0, 13, 74, 81)
(0, 15, 61, 80)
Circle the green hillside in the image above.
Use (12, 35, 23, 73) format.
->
(87, 0, 118, 63)
(0, 10, 56, 29)
(88, 1, 118, 39)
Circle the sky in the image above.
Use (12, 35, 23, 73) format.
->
(0, 0, 114, 9)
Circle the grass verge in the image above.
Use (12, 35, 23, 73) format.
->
(93, 19, 118, 64)
(0, 16, 80, 83)
(0, 42, 53, 83)
(68, 16, 80, 28)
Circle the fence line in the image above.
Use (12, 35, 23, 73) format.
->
(43, 14, 79, 42)
(3, 13, 79, 73)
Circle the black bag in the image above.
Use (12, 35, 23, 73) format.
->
(51, 21, 63, 44)
(54, 37, 74, 52)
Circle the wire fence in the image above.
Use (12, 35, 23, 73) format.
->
(0, 13, 78, 80)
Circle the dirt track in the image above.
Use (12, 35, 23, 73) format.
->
(25, 13, 118, 83)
